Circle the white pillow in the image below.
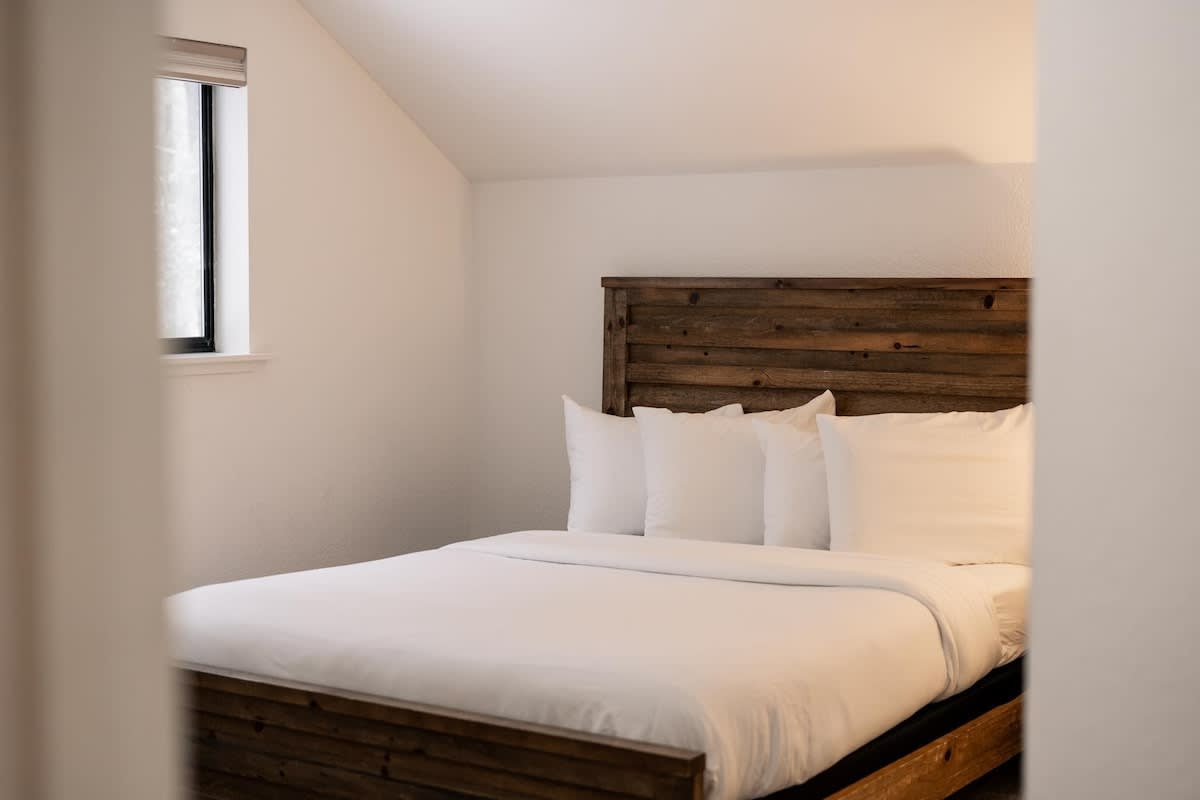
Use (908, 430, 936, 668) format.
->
(818, 404, 1033, 564)
(563, 396, 741, 534)
(635, 391, 836, 544)
(754, 420, 829, 549)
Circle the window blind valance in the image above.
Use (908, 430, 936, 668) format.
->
(160, 37, 246, 87)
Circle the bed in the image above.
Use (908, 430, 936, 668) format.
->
(176, 276, 1030, 800)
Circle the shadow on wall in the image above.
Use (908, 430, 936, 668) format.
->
(502, 147, 983, 182)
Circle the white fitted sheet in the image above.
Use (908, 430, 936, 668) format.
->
(170, 532, 1005, 800)
(954, 563, 1030, 665)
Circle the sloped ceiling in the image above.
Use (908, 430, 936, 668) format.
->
(299, 0, 1034, 181)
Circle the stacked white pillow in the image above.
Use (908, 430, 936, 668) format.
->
(633, 392, 835, 544)
(562, 396, 742, 534)
(754, 422, 830, 549)
(564, 391, 1033, 566)
(817, 404, 1034, 565)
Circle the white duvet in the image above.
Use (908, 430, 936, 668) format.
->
(170, 531, 1003, 800)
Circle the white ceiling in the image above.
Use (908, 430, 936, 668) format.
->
(299, 0, 1034, 181)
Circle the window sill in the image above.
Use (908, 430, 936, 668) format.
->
(162, 352, 271, 377)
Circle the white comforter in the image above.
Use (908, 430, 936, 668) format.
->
(170, 531, 1002, 800)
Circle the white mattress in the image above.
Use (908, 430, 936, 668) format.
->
(954, 563, 1030, 665)
(170, 532, 1010, 800)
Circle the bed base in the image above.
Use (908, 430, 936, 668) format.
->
(823, 697, 1021, 800)
(185, 667, 705, 800)
(185, 667, 1021, 800)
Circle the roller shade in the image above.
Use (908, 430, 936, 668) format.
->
(160, 37, 246, 87)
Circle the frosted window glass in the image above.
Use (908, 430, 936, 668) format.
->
(154, 78, 205, 339)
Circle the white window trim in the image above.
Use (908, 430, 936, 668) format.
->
(163, 352, 270, 377)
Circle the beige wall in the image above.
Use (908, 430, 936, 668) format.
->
(0, 6, 30, 797)
(469, 164, 1032, 537)
(1026, 2, 1200, 797)
(160, 0, 473, 590)
(299, 0, 1034, 180)
(0, 1, 179, 797)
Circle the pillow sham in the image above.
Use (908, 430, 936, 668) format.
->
(817, 404, 1033, 564)
(635, 391, 835, 544)
(562, 396, 741, 534)
(753, 421, 830, 549)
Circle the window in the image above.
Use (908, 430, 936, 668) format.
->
(157, 37, 247, 360)
(155, 78, 215, 353)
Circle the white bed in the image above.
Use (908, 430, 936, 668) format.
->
(170, 531, 1026, 800)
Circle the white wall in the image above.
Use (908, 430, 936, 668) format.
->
(161, 0, 472, 590)
(299, 0, 1034, 180)
(470, 164, 1031, 536)
(1026, 3, 1200, 798)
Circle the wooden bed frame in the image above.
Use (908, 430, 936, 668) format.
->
(186, 276, 1029, 800)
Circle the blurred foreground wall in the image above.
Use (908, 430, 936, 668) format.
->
(0, 2, 180, 798)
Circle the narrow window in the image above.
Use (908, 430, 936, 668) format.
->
(155, 77, 215, 353)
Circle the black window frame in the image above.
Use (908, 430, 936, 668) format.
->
(163, 82, 216, 354)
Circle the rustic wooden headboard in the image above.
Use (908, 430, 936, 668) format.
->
(601, 277, 1028, 416)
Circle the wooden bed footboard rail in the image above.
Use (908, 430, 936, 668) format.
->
(184, 667, 706, 800)
(823, 696, 1022, 800)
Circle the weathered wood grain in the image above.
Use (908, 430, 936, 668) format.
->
(627, 324, 1025, 355)
(825, 697, 1023, 800)
(193, 712, 633, 800)
(608, 276, 1030, 415)
(192, 736, 479, 800)
(189, 670, 701, 778)
(602, 288, 630, 415)
(602, 277, 1029, 291)
(623, 287, 1028, 312)
(185, 668, 705, 800)
(628, 345, 1028, 377)
(194, 767, 329, 800)
(193, 689, 662, 798)
(626, 363, 1026, 399)
(629, 305, 1027, 332)
(627, 384, 1022, 415)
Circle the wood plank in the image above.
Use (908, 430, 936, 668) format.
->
(625, 287, 1028, 312)
(628, 345, 1028, 377)
(826, 696, 1023, 800)
(194, 768, 327, 800)
(601, 288, 630, 415)
(186, 670, 704, 779)
(628, 384, 1023, 415)
(628, 306, 1026, 335)
(193, 712, 635, 800)
(192, 736, 479, 800)
(834, 391, 1025, 415)
(192, 689, 661, 799)
(626, 323, 1026, 355)
(603, 277, 1029, 291)
(626, 363, 1026, 399)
